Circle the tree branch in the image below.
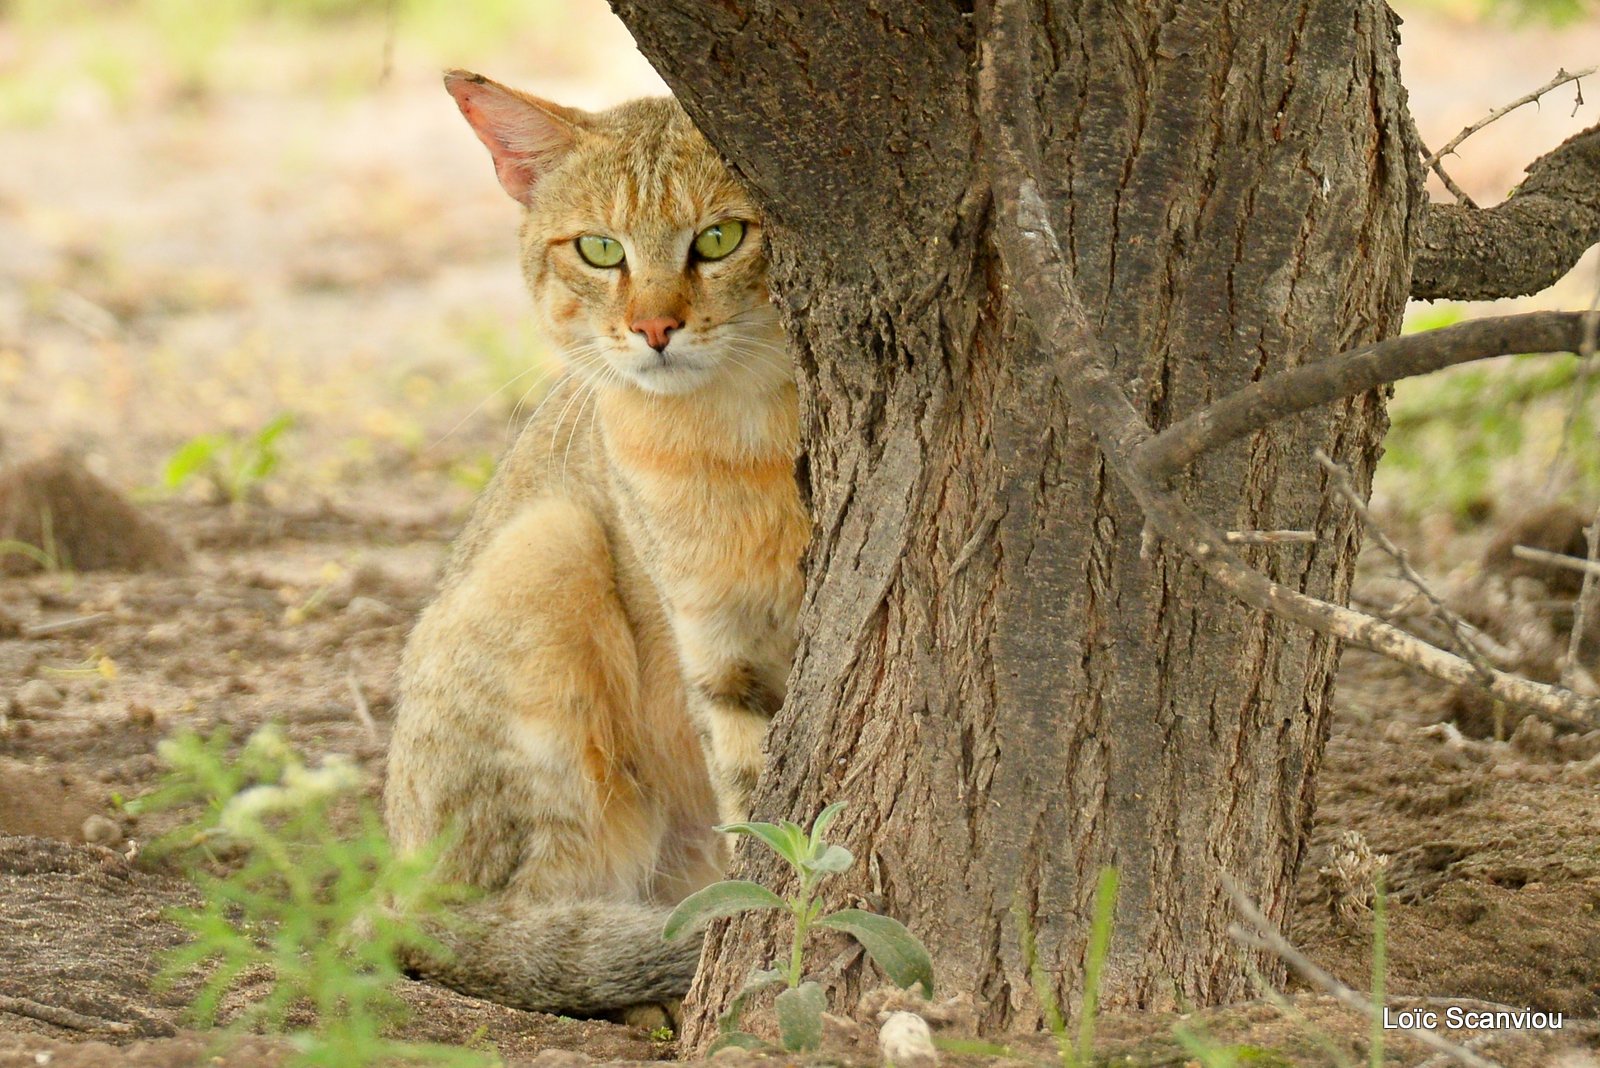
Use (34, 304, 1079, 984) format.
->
(978, 0, 1600, 729)
(1135, 312, 1594, 480)
(1413, 122, 1600, 301)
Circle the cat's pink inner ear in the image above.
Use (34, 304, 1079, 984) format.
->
(444, 71, 578, 204)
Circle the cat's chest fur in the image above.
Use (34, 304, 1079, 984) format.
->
(599, 386, 806, 636)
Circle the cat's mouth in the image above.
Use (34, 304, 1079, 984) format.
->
(624, 349, 715, 394)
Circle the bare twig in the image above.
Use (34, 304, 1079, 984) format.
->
(22, 612, 110, 639)
(1221, 877, 1500, 1068)
(1242, 962, 1358, 1068)
(1315, 450, 1501, 678)
(1224, 530, 1318, 545)
(978, 0, 1600, 729)
(1415, 1036, 1498, 1068)
(346, 669, 378, 743)
(1567, 507, 1600, 690)
(1511, 543, 1600, 580)
(1417, 135, 1478, 208)
(1423, 66, 1598, 168)
(0, 994, 135, 1036)
(1541, 279, 1600, 498)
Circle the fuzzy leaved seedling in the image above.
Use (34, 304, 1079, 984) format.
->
(663, 802, 933, 1053)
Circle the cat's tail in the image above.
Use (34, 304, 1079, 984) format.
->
(404, 896, 701, 1017)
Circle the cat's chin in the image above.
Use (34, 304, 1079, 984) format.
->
(619, 361, 718, 397)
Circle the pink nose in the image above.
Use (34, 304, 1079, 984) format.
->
(631, 316, 682, 352)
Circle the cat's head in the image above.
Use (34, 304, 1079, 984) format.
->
(446, 71, 787, 398)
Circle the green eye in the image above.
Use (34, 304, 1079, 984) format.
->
(692, 219, 745, 262)
(576, 234, 625, 268)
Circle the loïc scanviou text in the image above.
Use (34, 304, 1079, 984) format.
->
(1383, 1006, 1563, 1031)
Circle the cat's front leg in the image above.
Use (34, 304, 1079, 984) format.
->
(672, 611, 791, 824)
(688, 661, 782, 823)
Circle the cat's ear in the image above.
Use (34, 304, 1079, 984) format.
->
(444, 70, 584, 205)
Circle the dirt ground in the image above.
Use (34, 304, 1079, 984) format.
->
(3, 2, 1600, 1065)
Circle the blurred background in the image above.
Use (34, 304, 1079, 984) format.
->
(0, 0, 1596, 536)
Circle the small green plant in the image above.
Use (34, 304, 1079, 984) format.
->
(163, 413, 295, 504)
(1171, 1024, 1293, 1068)
(663, 802, 933, 1053)
(0, 538, 59, 571)
(448, 452, 497, 493)
(130, 725, 494, 1068)
(1017, 867, 1119, 1068)
(0, 507, 70, 573)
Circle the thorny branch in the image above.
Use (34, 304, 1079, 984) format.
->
(1419, 65, 1596, 209)
(1413, 119, 1600, 301)
(977, 0, 1600, 729)
(1423, 66, 1597, 169)
(1418, 136, 1478, 209)
(1411, 65, 1600, 301)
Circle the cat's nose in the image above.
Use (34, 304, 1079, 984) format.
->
(630, 316, 682, 352)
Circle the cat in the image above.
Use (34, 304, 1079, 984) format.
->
(383, 71, 806, 1019)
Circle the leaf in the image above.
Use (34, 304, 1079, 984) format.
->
(808, 843, 854, 874)
(716, 820, 808, 866)
(775, 981, 826, 1052)
(254, 413, 295, 448)
(708, 1031, 767, 1054)
(808, 800, 846, 847)
(743, 966, 787, 994)
(163, 435, 220, 488)
(816, 909, 933, 996)
(662, 879, 784, 940)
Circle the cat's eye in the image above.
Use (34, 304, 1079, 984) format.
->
(692, 220, 745, 262)
(576, 234, 625, 268)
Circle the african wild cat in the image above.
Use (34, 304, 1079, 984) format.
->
(383, 72, 805, 1017)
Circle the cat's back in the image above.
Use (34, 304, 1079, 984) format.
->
(438, 375, 614, 587)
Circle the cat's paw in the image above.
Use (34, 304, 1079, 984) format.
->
(619, 999, 682, 1033)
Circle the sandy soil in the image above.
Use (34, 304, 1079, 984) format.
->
(2, 2, 1600, 1065)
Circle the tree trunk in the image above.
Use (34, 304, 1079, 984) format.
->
(610, 0, 1422, 1044)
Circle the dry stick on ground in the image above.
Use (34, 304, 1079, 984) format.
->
(1314, 449, 1504, 678)
(1511, 543, 1600, 580)
(346, 668, 379, 743)
(978, 0, 1600, 730)
(1220, 877, 1501, 1068)
(22, 612, 110, 639)
(0, 994, 135, 1036)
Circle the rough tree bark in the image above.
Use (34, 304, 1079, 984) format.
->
(605, 0, 1589, 1046)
